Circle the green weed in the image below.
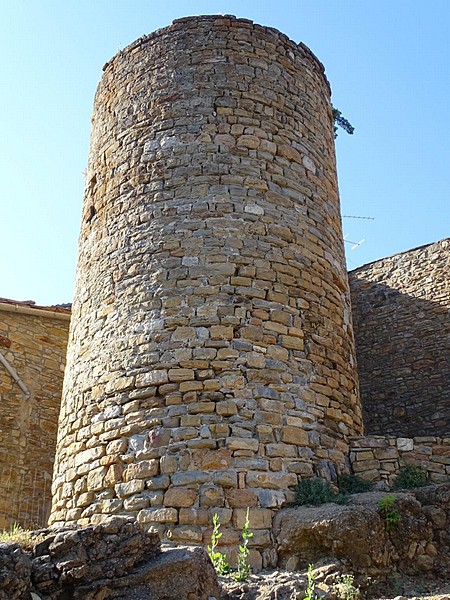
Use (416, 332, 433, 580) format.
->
(338, 473, 373, 494)
(378, 494, 401, 532)
(233, 508, 253, 582)
(207, 513, 230, 575)
(293, 477, 348, 506)
(334, 573, 361, 600)
(303, 564, 319, 600)
(394, 464, 428, 489)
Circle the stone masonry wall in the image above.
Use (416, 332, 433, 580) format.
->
(350, 436, 450, 486)
(349, 238, 450, 437)
(50, 15, 362, 568)
(0, 300, 70, 529)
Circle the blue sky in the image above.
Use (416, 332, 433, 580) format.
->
(1, 1, 449, 305)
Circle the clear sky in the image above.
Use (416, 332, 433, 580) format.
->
(1, 1, 449, 305)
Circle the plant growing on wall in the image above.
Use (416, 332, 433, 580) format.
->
(293, 477, 348, 506)
(332, 106, 354, 138)
(338, 473, 373, 494)
(393, 464, 428, 489)
(378, 494, 401, 532)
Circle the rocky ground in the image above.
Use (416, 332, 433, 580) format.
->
(219, 567, 450, 600)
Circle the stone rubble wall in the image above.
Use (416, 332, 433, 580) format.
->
(350, 436, 450, 485)
(50, 15, 362, 568)
(349, 238, 450, 437)
(0, 302, 69, 529)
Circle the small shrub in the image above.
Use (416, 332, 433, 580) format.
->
(393, 464, 428, 490)
(293, 478, 348, 506)
(378, 494, 401, 532)
(334, 573, 361, 600)
(338, 473, 373, 494)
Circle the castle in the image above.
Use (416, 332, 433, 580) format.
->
(0, 16, 448, 569)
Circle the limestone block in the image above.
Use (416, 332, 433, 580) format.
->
(398, 438, 414, 451)
(281, 427, 309, 446)
(115, 479, 145, 498)
(225, 489, 259, 508)
(167, 525, 203, 543)
(135, 370, 169, 388)
(164, 487, 197, 508)
(246, 471, 297, 490)
(226, 437, 259, 452)
(168, 368, 195, 382)
(137, 507, 178, 523)
(171, 471, 212, 487)
(233, 507, 273, 529)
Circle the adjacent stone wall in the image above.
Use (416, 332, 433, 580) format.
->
(350, 436, 450, 485)
(349, 238, 450, 437)
(0, 299, 70, 529)
(50, 15, 362, 567)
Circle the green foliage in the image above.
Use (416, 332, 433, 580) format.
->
(207, 511, 253, 581)
(332, 106, 355, 138)
(393, 464, 428, 490)
(293, 477, 348, 506)
(334, 573, 361, 600)
(378, 494, 401, 532)
(0, 523, 45, 550)
(338, 473, 374, 495)
(233, 508, 253, 582)
(303, 564, 319, 600)
(207, 513, 230, 575)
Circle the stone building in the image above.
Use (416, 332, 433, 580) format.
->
(349, 238, 450, 437)
(48, 15, 363, 566)
(0, 298, 70, 529)
(0, 14, 448, 569)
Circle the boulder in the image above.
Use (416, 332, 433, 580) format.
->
(273, 490, 439, 577)
(0, 517, 220, 600)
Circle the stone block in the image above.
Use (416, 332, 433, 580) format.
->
(226, 437, 259, 452)
(164, 487, 197, 507)
(124, 460, 159, 481)
(233, 507, 273, 529)
(171, 470, 212, 487)
(225, 488, 259, 508)
(246, 471, 297, 489)
(167, 525, 203, 543)
(397, 438, 414, 451)
(137, 507, 178, 523)
(192, 448, 232, 470)
(179, 507, 210, 526)
(135, 370, 168, 388)
(168, 368, 195, 382)
(213, 470, 238, 488)
(281, 427, 309, 446)
(115, 479, 145, 498)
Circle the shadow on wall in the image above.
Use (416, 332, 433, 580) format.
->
(350, 278, 450, 437)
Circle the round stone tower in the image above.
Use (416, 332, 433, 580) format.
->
(50, 15, 362, 566)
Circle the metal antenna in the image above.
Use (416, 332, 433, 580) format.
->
(343, 234, 366, 250)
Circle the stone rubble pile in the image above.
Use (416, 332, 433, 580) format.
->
(0, 517, 219, 600)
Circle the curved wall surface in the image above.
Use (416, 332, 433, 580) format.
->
(50, 15, 362, 566)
